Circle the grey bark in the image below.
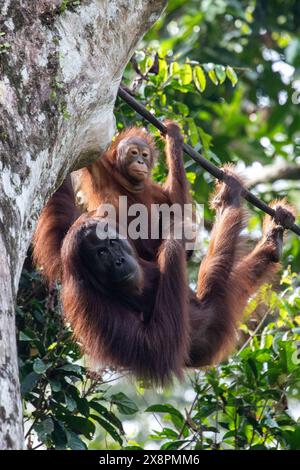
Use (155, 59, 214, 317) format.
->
(0, 0, 166, 449)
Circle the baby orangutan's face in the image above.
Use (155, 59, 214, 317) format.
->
(117, 137, 153, 183)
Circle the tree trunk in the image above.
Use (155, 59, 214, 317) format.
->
(0, 0, 166, 449)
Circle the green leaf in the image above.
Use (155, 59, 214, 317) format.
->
(58, 363, 82, 373)
(170, 61, 180, 77)
(66, 430, 87, 450)
(187, 118, 199, 146)
(176, 101, 189, 116)
(62, 416, 95, 439)
(255, 350, 272, 362)
(161, 440, 188, 450)
(198, 127, 212, 151)
(65, 394, 77, 412)
(249, 444, 268, 450)
(123, 445, 144, 450)
(193, 65, 206, 92)
(158, 427, 179, 439)
(179, 63, 193, 85)
(284, 427, 300, 450)
(185, 171, 196, 184)
(19, 331, 35, 341)
(90, 401, 124, 432)
(49, 379, 62, 392)
(34, 417, 54, 441)
(91, 414, 123, 445)
(215, 64, 226, 84)
(208, 68, 218, 85)
(226, 65, 238, 86)
(21, 372, 40, 395)
(158, 59, 168, 83)
(144, 56, 154, 74)
(52, 420, 67, 449)
(75, 397, 90, 417)
(172, 82, 194, 93)
(145, 404, 184, 424)
(110, 392, 138, 415)
(33, 357, 50, 374)
(159, 93, 166, 106)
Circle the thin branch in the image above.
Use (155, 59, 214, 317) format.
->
(237, 308, 271, 355)
(247, 161, 300, 188)
(118, 86, 300, 237)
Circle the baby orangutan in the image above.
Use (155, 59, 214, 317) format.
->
(73, 121, 192, 261)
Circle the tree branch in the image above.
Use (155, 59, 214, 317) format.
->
(247, 161, 300, 188)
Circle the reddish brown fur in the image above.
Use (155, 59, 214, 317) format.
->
(32, 125, 295, 384)
(75, 122, 191, 261)
(75, 127, 158, 212)
(108, 126, 158, 162)
(33, 176, 80, 284)
(61, 218, 190, 385)
(188, 172, 295, 366)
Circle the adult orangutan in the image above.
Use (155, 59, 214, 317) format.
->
(33, 158, 295, 384)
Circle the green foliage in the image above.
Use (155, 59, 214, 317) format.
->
(142, 274, 300, 450)
(17, 269, 138, 450)
(18, 267, 300, 450)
